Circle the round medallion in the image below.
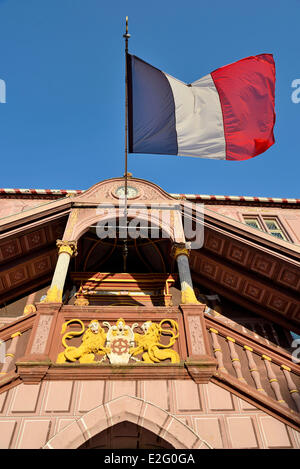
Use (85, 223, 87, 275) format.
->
(114, 185, 139, 199)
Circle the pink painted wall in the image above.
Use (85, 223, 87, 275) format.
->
(206, 205, 300, 244)
(0, 199, 52, 220)
(0, 379, 299, 449)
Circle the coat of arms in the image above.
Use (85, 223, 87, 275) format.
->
(56, 317, 180, 365)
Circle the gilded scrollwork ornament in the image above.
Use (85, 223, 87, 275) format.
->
(56, 318, 180, 365)
(130, 319, 180, 363)
(57, 319, 109, 363)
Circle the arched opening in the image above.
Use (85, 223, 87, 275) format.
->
(78, 421, 174, 449)
(43, 396, 209, 449)
(63, 214, 183, 307)
(76, 226, 173, 274)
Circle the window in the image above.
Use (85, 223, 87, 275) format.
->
(264, 218, 287, 240)
(244, 218, 262, 230)
(243, 215, 289, 241)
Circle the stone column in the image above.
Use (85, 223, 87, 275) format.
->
(44, 240, 77, 303)
(172, 243, 199, 304)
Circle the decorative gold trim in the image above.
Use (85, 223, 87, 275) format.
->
(226, 336, 235, 343)
(11, 331, 22, 338)
(56, 318, 180, 365)
(243, 345, 253, 352)
(209, 328, 219, 334)
(23, 304, 36, 316)
(172, 244, 190, 260)
(269, 378, 278, 383)
(5, 353, 14, 358)
(56, 240, 78, 257)
(262, 354, 272, 361)
(281, 364, 291, 372)
(44, 285, 63, 303)
(181, 285, 199, 304)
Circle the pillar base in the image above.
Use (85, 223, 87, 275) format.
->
(181, 285, 200, 304)
(44, 285, 63, 303)
(23, 304, 37, 315)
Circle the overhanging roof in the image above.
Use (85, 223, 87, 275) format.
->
(0, 178, 299, 332)
(1, 187, 300, 206)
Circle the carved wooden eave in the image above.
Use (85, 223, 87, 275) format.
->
(0, 177, 180, 305)
(203, 206, 300, 259)
(0, 198, 72, 236)
(182, 206, 300, 333)
(0, 200, 71, 304)
(0, 177, 298, 333)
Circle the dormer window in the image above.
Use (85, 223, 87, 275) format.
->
(244, 218, 261, 230)
(264, 218, 287, 240)
(243, 215, 290, 241)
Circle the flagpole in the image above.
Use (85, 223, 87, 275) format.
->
(124, 16, 130, 198)
(123, 16, 130, 272)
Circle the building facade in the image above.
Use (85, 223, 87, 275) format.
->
(0, 176, 299, 449)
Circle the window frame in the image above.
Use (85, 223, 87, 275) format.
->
(242, 214, 292, 242)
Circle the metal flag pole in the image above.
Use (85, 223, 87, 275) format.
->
(122, 16, 130, 272)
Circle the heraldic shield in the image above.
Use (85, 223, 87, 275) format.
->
(56, 317, 180, 365)
(103, 318, 135, 365)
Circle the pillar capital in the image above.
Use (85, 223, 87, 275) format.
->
(56, 240, 78, 257)
(171, 243, 190, 261)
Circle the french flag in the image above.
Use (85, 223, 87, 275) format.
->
(127, 54, 275, 161)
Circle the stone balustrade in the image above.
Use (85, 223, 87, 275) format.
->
(207, 316, 300, 414)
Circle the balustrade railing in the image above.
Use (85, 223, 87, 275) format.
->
(0, 313, 36, 379)
(206, 315, 300, 414)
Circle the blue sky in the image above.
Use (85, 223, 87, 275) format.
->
(0, 0, 299, 197)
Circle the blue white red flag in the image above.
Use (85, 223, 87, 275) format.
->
(127, 54, 275, 161)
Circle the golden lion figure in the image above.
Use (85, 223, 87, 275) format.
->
(130, 319, 180, 364)
(56, 319, 110, 364)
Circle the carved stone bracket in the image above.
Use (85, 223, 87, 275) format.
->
(184, 358, 218, 384)
(16, 354, 51, 384)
